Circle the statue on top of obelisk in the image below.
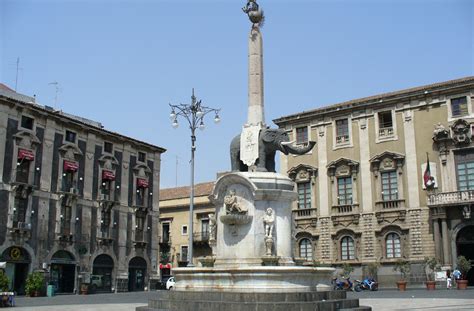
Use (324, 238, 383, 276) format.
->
(230, 1, 316, 173)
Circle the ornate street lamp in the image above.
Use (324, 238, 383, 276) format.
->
(169, 89, 220, 267)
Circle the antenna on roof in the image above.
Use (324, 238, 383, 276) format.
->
(48, 82, 60, 109)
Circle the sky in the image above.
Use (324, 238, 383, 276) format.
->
(1, 0, 473, 189)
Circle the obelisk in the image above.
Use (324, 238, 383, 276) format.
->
(244, 0, 265, 127)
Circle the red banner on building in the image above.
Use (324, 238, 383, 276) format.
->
(18, 148, 34, 161)
(63, 160, 79, 172)
(102, 170, 115, 181)
(137, 178, 149, 188)
(159, 263, 171, 269)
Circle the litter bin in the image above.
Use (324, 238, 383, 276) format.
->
(47, 285, 55, 297)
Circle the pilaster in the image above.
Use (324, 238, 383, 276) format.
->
(403, 113, 420, 208)
(358, 119, 373, 213)
(317, 126, 329, 217)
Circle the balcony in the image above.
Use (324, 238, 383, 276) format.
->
(193, 231, 210, 245)
(293, 208, 317, 219)
(97, 229, 114, 246)
(427, 190, 474, 207)
(134, 229, 147, 248)
(378, 127, 394, 138)
(375, 199, 405, 210)
(332, 204, 359, 215)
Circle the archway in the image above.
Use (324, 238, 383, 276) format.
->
(50, 250, 76, 293)
(0, 246, 31, 295)
(92, 254, 114, 293)
(456, 225, 474, 285)
(128, 257, 147, 291)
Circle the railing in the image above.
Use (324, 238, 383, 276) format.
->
(428, 190, 474, 206)
(135, 229, 144, 242)
(13, 221, 31, 231)
(375, 199, 405, 210)
(160, 235, 171, 244)
(293, 208, 317, 219)
(332, 204, 359, 215)
(378, 127, 394, 137)
(336, 135, 350, 144)
(193, 231, 210, 242)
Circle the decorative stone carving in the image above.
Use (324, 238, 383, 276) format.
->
(288, 164, 317, 184)
(370, 151, 405, 177)
(224, 189, 247, 215)
(264, 236, 274, 256)
(451, 119, 471, 146)
(209, 213, 217, 241)
(462, 206, 471, 219)
(14, 130, 41, 149)
(263, 208, 275, 238)
(327, 158, 359, 182)
(432, 123, 451, 164)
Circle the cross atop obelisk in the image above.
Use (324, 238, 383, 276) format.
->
(243, 0, 265, 127)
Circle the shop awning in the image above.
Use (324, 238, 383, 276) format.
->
(63, 160, 79, 172)
(159, 263, 171, 269)
(102, 170, 115, 181)
(137, 178, 149, 188)
(18, 148, 34, 161)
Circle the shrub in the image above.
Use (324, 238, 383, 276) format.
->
(340, 263, 354, 278)
(457, 256, 471, 280)
(25, 272, 44, 296)
(367, 262, 380, 278)
(393, 259, 411, 281)
(0, 270, 9, 291)
(423, 257, 441, 281)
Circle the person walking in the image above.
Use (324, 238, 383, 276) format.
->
(446, 270, 452, 289)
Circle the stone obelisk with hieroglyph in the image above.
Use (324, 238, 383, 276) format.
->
(240, 0, 265, 169)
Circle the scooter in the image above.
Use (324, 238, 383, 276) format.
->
(354, 277, 378, 292)
(332, 276, 354, 291)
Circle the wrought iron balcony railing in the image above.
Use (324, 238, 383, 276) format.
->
(428, 190, 474, 206)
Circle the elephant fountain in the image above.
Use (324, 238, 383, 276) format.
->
(230, 127, 316, 172)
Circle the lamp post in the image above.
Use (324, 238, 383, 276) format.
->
(169, 89, 220, 267)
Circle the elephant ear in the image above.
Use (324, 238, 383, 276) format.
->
(261, 129, 278, 143)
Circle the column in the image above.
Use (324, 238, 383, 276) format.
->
(358, 119, 373, 212)
(441, 218, 450, 265)
(403, 112, 420, 208)
(247, 27, 265, 126)
(432, 218, 442, 261)
(317, 126, 329, 216)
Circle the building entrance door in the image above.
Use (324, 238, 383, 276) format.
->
(0, 247, 31, 295)
(50, 250, 76, 293)
(128, 257, 147, 291)
(92, 254, 114, 293)
(456, 225, 474, 285)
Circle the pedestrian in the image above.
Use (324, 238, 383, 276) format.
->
(446, 269, 452, 289)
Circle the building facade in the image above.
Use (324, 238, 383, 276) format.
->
(158, 182, 214, 276)
(0, 84, 165, 294)
(274, 76, 474, 286)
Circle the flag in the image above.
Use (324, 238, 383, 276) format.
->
(424, 153, 434, 188)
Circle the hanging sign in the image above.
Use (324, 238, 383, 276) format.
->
(18, 148, 34, 161)
(63, 160, 79, 172)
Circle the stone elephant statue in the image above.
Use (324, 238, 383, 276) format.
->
(230, 127, 316, 172)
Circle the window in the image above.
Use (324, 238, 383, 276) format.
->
(201, 218, 209, 240)
(386, 233, 401, 258)
(341, 236, 355, 260)
(21, 116, 34, 130)
(12, 196, 28, 228)
(181, 246, 188, 262)
(297, 182, 311, 209)
(335, 119, 349, 144)
(16, 160, 30, 183)
(378, 111, 393, 137)
(381, 171, 398, 201)
(337, 177, 353, 205)
(60, 205, 72, 235)
(135, 211, 146, 241)
(62, 171, 75, 192)
(451, 97, 468, 117)
(162, 223, 170, 243)
(101, 179, 112, 200)
(182, 225, 188, 235)
(296, 127, 308, 145)
(136, 187, 146, 206)
(65, 130, 76, 143)
(101, 209, 111, 234)
(104, 142, 113, 154)
(299, 238, 313, 260)
(138, 152, 146, 163)
(457, 161, 474, 190)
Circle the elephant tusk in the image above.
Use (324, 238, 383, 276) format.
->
(281, 141, 295, 146)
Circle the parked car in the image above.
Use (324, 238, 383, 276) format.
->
(166, 277, 175, 290)
(90, 275, 103, 291)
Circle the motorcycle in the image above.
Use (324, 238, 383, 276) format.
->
(354, 277, 378, 292)
(332, 276, 354, 291)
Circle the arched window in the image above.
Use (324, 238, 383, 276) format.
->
(299, 238, 312, 260)
(341, 236, 355, 260)
(386, 233, 401, 258)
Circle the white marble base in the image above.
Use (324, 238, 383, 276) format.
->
(172, 266, 334, 293)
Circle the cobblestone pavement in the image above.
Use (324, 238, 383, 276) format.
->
(9, 288, 474, 311)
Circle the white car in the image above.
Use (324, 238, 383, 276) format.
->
(166, 277, 175, 290)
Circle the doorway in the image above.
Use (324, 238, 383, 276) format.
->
(50, 250, 76, 294)
(456, 225, 474, 285)
(128, 257, 147, 291)
(0, 247, 31, 295)
(92, 254, 114, 293)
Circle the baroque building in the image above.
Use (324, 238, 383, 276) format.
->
(158, 182, 214, 276)
(0, 84, 165, 294)
(274, 76, 474, 286)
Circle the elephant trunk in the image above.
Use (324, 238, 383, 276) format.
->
(281, 140, 316, 155)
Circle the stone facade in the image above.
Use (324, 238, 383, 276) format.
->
(274, 76, 474, 286)
(0, 84, 165, 294)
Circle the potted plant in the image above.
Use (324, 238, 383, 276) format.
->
(25, 272, 45, 297)
(423, 257, 440, 290)
(341, 263, 354, 278)
(393, 259, 411, 291)
(456, 256, 471, 290)
(367, 262, 380, 279)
